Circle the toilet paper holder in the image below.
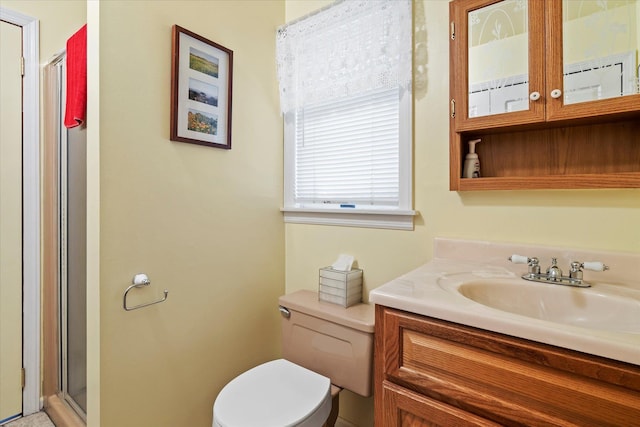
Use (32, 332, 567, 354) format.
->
(123, 273, 169, 311)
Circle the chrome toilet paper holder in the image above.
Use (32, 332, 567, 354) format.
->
(123, 273, 169, 311)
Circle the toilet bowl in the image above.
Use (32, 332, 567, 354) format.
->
(213, 359, 332, 427)
(213, 290, 375, 427)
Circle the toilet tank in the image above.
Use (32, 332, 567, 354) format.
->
(278, 290, 375, 397)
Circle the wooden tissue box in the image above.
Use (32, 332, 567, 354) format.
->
(318, 267, 363, 307)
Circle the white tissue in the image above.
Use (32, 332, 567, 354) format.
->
(331, 254, 355, 271)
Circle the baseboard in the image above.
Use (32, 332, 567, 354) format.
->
(335, 417, 359, 427)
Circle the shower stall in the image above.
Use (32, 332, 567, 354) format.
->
(43, 52, 87, 425)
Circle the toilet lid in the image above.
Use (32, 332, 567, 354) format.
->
(213, 359, 331, 427)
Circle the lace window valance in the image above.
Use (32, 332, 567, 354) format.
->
(276, 0, 412, 114)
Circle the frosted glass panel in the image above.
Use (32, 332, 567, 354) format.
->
(66, 125, 87, 414)
(563, 0, 640, 104)
(468, 0, 529, 118)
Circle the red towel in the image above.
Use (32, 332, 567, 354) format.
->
(64, 24, 87, 128)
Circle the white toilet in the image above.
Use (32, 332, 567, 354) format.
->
(213, 290, 375, 427)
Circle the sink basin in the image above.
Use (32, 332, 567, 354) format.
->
(456, 280, 640, 334)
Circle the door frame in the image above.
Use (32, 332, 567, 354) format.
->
(0, 7, 41, 416)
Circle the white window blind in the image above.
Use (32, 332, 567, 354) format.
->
(295, 87, 400, 207)
(278, 0, 414, 229)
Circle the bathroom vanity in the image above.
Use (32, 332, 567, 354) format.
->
(374, 307, 640, 426)
(370, 239, 640, 426)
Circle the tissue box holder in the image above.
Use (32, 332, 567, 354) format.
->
(318, 267, 363, 307)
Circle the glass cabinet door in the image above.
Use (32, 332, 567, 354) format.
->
(467, 1, 529, 117)
(546, 0, 640, 120)
(451, 0, 545, 131)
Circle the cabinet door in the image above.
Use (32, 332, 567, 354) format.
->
(381, 382, 500, 427)
(545, 0, 640, 121)
(451, 0, 545, 132)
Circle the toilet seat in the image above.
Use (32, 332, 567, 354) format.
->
(213, 359, 332, 427)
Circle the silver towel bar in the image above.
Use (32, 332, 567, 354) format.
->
(123, 273, 168, 311)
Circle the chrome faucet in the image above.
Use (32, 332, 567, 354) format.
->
(508, 255, 609, 288)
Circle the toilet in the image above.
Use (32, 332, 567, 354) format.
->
(213, 290, 375, 427)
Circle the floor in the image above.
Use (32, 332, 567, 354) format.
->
(4, 412, 358, 427)
(4, 413, 54, 427)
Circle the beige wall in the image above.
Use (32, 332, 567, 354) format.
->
(284, 1, 640, 425)
(96, 1, 285, 426)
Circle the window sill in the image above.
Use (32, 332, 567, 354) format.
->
(281, 207, 417, 230)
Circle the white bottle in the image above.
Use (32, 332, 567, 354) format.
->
(463, 139, 481, 178)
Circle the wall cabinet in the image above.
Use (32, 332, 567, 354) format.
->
(374, 305, 640, 426)
(449, 0, 640, 190)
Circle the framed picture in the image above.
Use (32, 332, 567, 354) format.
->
(171, 25, 233, 149)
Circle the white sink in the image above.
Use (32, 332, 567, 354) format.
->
(455, 279, 640, 334)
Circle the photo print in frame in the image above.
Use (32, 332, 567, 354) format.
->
(170, 25, 233, 149)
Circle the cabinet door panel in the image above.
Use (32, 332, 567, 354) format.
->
(382, 382, 500, 427)
(451, 0, 545, 131)
(545, 0, 640, 121)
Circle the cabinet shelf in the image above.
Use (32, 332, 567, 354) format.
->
(451, 117, 640, 190)
(458, 173, 640, 191)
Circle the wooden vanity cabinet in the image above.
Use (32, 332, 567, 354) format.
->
(374, 305, 640, 426)
(449, 0, 640, 191)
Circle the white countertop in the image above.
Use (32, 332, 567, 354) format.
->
(369, 239, 640, 366)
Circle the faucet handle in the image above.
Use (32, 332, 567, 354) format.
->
(509, 255, 540, 275)
(569, 261, 609, 280)
(509, 254, 535, 265)
(582, 261, 609, 272)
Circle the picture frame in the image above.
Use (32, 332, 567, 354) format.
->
(170, 25, 233, 149)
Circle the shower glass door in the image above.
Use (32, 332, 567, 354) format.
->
(54, 55, 87, 420)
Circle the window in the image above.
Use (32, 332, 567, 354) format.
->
(277, 0, 414, 230)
